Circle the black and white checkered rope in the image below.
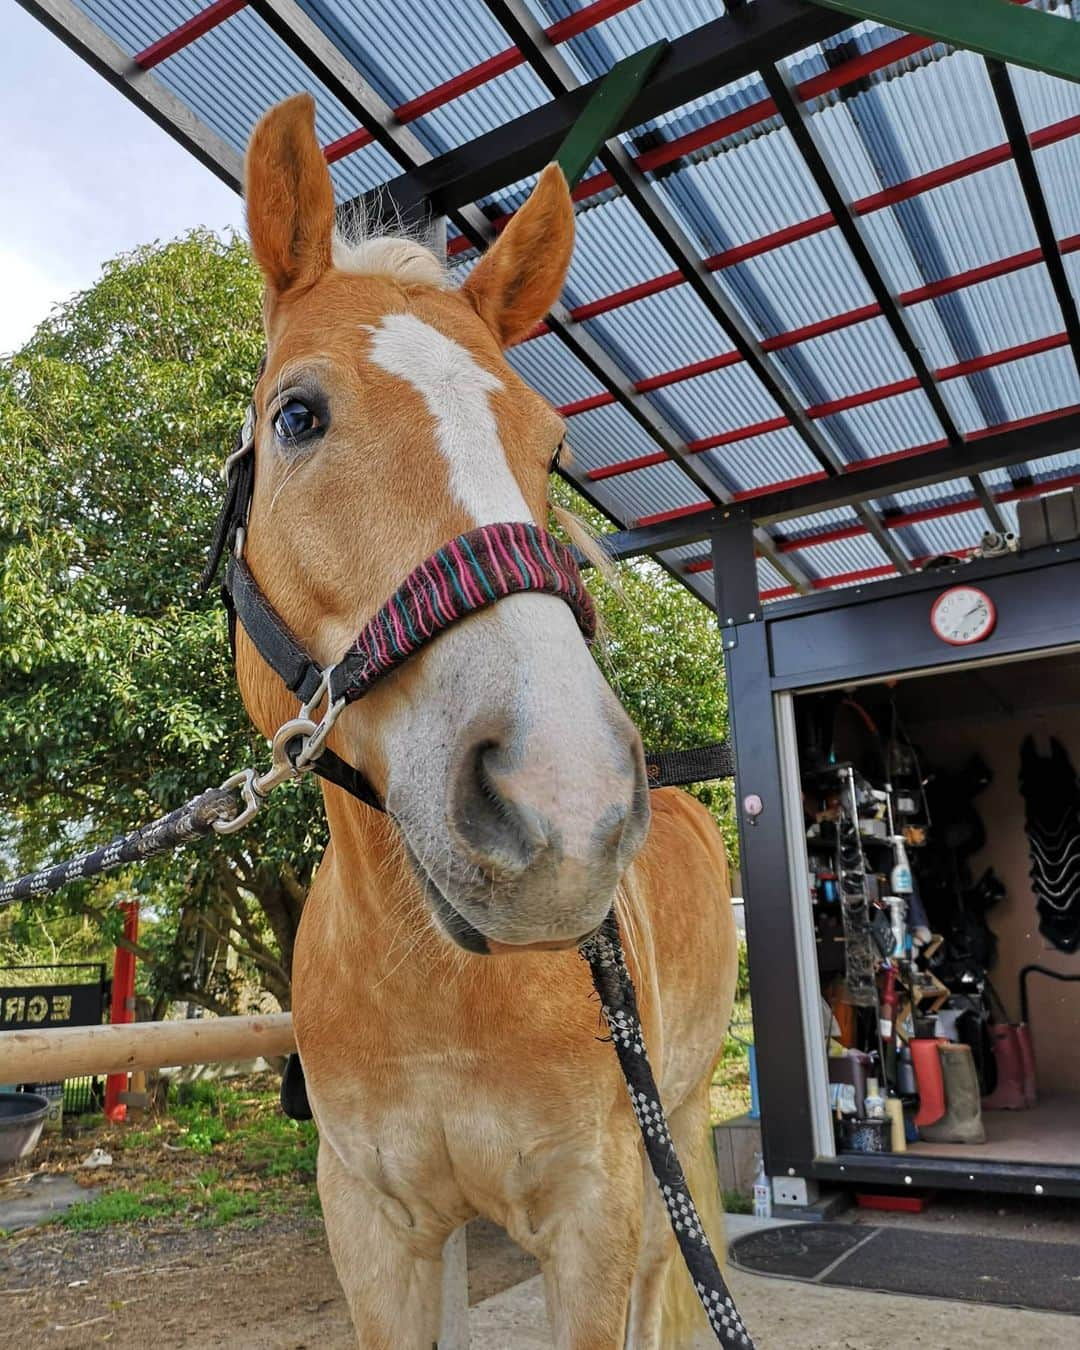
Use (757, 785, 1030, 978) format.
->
(0, 787, 239, 909)
(581, 912, 755, 1349)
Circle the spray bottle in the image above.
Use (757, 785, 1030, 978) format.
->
(889, 836, 913, 896)
(752, 1152, 772, 1219)
(885, 783, 914, 898)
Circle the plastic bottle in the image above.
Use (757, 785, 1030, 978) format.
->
(885, 1096, 906, 1152)
(864, 1076, 886, 1120)
(890, 837, 913, 895)
(752, 1152, 772, 1218)
(885, 897, 906, 958)
(897, 1044, 917, 1095)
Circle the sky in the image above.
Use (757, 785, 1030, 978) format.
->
(1, 0, 246, 355)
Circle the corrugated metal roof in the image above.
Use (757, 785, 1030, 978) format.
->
(57, 0, 1080, 602)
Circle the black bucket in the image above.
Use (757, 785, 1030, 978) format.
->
(0, 1091, 50, 1166)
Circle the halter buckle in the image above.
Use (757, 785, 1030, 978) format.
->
(262, 716, 320, 792)
(211, 675, 344, 834)
(213, 716, 318, 835)
(222, 403, 256, 485)
(294, 667, 345, 770)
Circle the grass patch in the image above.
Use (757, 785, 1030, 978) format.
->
(712, 943, 754, 1124)
(37, 1075, 319, 1236)
(722, 1189, 753, 1216)
(61, 1183, 186, 1231)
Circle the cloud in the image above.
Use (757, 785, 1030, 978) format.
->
(3, 4, 245, 356)
(0, 242, 86, 356)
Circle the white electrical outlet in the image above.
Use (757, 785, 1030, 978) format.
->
(771, 1176, 816, 1208)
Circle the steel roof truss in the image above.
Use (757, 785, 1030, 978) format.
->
(987, 57, 1080, 391)
(761, 61, 1003, 537)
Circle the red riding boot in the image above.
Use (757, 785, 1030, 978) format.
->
(982, 1023, 1026, 1110)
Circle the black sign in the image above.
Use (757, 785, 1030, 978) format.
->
(0, 973, 105, 1030)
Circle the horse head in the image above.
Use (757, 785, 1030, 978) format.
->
(237, 94, 650, 953)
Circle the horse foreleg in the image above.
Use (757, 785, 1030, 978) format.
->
(317, 1140, 445, 1350)
(536, 1138, 643, 1350)
(628, 1080, 724, 1350)
(624, 1155, 676, 1349)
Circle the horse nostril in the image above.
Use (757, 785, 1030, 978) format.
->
(452, 739, 547, 873)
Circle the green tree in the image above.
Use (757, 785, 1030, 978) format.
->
(0, 231, 734, 1012)
(0, 231, 313, 1013)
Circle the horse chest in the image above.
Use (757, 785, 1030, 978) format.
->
(311, 1048, 615, 1245)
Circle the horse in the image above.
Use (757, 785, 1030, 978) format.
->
(236, 93, 739, 1349)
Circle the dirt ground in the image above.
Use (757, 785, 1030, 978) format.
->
(4, 1205, 1080, 1349)
(0, 1213, 536, 1349)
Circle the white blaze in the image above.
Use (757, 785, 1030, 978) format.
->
(366, 312, 533, 526)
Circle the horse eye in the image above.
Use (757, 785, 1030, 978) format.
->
(549, 441, 564, 473)
(273, 398, 322, 444)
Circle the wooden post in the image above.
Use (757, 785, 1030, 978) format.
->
(440, 1226, 469, 1349)
(0, 1012, 295, 1083)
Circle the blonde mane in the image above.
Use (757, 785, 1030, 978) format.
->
(331, 228, 448, 289)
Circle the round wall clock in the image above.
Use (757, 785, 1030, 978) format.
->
(930, 585, 997, 646)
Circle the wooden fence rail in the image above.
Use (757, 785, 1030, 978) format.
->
(0, 1011, 471, 1345)
(0, 1012, 296, 1082)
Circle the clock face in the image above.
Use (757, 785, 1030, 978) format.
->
(930, 586, 997, 646)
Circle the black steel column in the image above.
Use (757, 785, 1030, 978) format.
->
(715, 523, 816, 1176)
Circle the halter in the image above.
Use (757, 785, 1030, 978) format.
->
(201, 380, 596, 823)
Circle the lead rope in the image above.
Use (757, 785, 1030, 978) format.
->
(0, 788, 237, 908)
(582, 912, 755, 1349)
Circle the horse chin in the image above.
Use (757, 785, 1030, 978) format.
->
(400, 836, 602, 956)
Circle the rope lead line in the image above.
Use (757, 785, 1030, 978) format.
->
(0, 788, 238, 908)
(582, 913, 755, 1350)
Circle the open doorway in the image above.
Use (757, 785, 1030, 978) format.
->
(794, 649, 1080, 1168)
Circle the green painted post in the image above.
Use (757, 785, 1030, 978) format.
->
(554, 41, 669, 189)
(806, 0, 1080, 83)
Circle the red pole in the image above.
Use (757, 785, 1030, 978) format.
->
(103, 901, 139, 1122)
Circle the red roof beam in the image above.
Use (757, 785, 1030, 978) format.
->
(626, 404, 1080, 530)
(730, 469, 1080, 558)
(565, 0, 1034, 211)
(516, 112, 1080, 330)
(134, 0, 248, 69)
(577, 326, 1077, 479)
(448, 27, 948, 258)
(325, 0, 644, 163)
(578, 232, 1080, 462)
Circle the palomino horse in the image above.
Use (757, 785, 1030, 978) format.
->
(237, 94, 738, 1349)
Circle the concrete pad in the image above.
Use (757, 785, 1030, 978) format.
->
(471, 1276, 551, 1350)
(0, 1172, 93, 1231)
(468, 1254, 1080, 1349)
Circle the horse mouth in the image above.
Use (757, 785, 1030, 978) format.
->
(399, 838, 492, 955)
(398, 838, 600, 955)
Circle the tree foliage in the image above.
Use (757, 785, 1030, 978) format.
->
(0, 232, 314, 1011)
(0, 231, 735, 1010)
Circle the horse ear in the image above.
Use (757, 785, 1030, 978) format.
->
(461, 164, 575, 347)
(245, 93, 334, 298)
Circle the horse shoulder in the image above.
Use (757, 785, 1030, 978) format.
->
(630, 788, 739, 1100)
